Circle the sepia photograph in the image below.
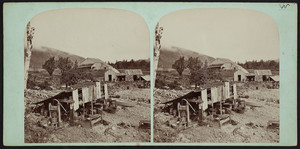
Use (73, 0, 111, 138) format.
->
(24, 8, 151, 143)
(3, 2, 297, 146)
(153, 8, 280, 143)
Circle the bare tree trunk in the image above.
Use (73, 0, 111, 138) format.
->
(24, 46, 31, 89)
(153, 23, 163, 87)
(24, 22, 34, 90)
(153, 47, 160, 85)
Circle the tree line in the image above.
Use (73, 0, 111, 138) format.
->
(172, 56, 221, 88)
(42, 57, 92, 88)
(171, 57, 279, 88)
(108, 59, 150, 71)
(237, 60, 279, 70)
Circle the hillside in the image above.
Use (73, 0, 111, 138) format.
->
(29, 46, 85, 69)
(158, 46, 215, 68)
(137, 58, 150, 62)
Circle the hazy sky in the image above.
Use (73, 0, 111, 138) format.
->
(29, 8, 149, 62)
(159, 8, 279, 63)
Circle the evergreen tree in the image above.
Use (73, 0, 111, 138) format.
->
(74, 60, 78, 69)
(204, 60, 208, 69)
(57, 57, 73, 73)
(187, 57, 203, 72)
(172, 56, 186, 76)
(42, 56, 56, 76)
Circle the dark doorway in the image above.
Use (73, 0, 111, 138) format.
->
(247, 76, 255, 81)
(108, 75, 112, 81)
(117, 76, 125, 81)
(238, 75, 241, 81)
(133, 75, 138, 81)
(262, 75, 267, 81)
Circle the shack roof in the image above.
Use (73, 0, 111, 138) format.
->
(78, 63, 93, 69)
(269, 75, 279, 81)
(208, 63, 223, 68)
(141, 75, 150, 81)
(209, 58, 248, 73)
(116, 73, 126, 76)
(36, 81, 101, 104)
(80, 58, 105, 65)
(34, 90, 73, 104)
(118, 69, 143, 75)
(237, 66, 249, 73)
(245, 69, 255, 76)
(209, 58, 233, 66)
(162, 91, 202, 104)
(254, 70, 272, 75)
(79, 58, 119, 73)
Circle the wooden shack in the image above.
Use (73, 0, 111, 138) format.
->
(34, 82, 109, 127)
(162, 82, 239, 127)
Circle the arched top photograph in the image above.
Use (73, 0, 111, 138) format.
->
(24, 8, 151, 143)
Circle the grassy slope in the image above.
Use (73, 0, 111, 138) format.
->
(158, 46, 215, 69)
(30, 46, 85, 69)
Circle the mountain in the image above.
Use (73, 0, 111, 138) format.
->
(158, 46, 215, 68)
(29, 46, 85, 69)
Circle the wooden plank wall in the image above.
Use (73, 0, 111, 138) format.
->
(72, 89, 79, 111)
(225, 82, 230, 99)
(104, 84, 109, 99)
(70, 82, 104, 113)
(196, 82, 237, 111)
(211, 87, 218, 103)
(88, 86, 94, 101)
(78, 82, 103, 104)
(82, 87, 89, 103)
(217, 86, 223, 101)
(201, 89, 208, 110)
(95, 82, 101, 98)
(233, 84, 237, 99)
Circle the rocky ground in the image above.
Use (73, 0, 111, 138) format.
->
(154, 86, 280, 143)
(114, 89, 151, 104)
(25, 87, 150, 143)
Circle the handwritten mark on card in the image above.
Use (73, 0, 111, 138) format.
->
(279, 4, 290, 9)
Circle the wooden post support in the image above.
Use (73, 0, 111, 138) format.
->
(72, 89, 79, 111)
(91, 100, 94, 115)
(201, 89, 208, 111)
(186, 102, 190, 124)
(221, 86, 223, 101)
(225, 82, 230, 99)
(233, 84, 237, 109)
(104, 84, 109, 99)
(233, 84, 237, 99)
(48, 103, 52, 118)
(198, 104, 203, 123)
(220, 101, 223, 115)
(218, 86, 223, 102)
(96, 82, 101, 98)
(57, 101, 61, 126)
(83, 103, 86, 118)
(70, 103, 74, 124)
(69, 96, 74, 124)
(177, 102, 180, 118)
